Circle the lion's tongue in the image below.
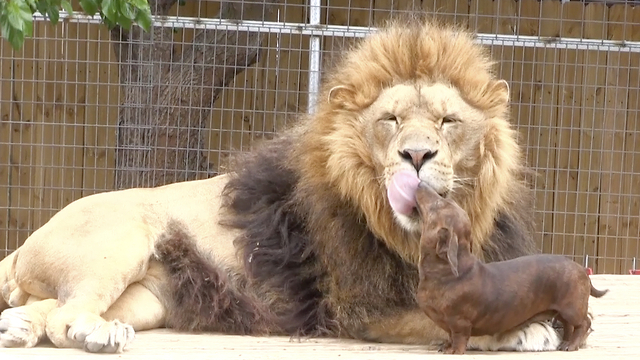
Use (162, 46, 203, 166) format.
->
(387, 170, 421, 216)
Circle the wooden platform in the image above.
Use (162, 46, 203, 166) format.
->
(0, 275, 636, 359)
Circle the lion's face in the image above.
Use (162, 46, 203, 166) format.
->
(362, 81, 488, 232)
(294, 19, 521, 264)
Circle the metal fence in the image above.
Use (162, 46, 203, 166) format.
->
(1, 0, 640, 274)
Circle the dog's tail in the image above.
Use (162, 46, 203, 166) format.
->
(590, 283, 609, 298)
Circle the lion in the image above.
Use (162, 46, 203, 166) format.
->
(0, 17, 564, 353)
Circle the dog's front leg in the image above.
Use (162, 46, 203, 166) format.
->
(445, 326, 471, 354)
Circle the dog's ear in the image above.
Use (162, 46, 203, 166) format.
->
(436, 229, 459, 277)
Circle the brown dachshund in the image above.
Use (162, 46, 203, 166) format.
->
(414, 182, 608, 354)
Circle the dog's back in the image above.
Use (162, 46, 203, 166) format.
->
(458, 253, 606, 335)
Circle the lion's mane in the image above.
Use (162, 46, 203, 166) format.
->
(220, 16, 537, 338)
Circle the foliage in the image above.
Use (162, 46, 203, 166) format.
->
(0, 0, 152, 50)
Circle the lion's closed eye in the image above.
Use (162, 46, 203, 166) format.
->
(380, 113, 399, 124)
(439, 116, 461, 131)
(442, 116, 460, 125)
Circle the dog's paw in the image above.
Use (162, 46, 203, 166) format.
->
(467, 321, 561, 352)
(67, 317, 135, 353)
(558, 340, 580, 351)
(442, 347, 466, 355)
(0, 307, 44, 348)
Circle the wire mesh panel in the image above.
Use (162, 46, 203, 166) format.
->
(1, 0, 640, 274)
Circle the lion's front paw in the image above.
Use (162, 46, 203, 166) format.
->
(0, 307, 44, 348)
(437, 340, 452, 353)
(67, 317, 135, 353)
(466, 321, 561, 352)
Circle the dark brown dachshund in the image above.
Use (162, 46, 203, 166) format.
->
(414, 182, 608, 354)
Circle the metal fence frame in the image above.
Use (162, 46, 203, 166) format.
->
(32, 7, 640, 114)
(1, 1, 638, 273)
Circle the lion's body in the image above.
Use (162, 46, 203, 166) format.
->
(0, 17, 564, 353)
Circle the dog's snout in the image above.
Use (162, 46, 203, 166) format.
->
(399, 148, 438, 171)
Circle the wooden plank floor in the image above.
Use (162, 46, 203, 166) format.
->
(0, 275, 637, 359)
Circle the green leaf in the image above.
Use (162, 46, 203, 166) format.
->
(49, 6, 59, 25)
(35, 0, 48, 15)
(79, 0, 98, 16)
(100, 13, 116, 29)
(0, 1, 30, 50)
(16, 0, 34, 22)
(6, 1, 26, 32)
(61, 0, 73, 15)
(23, 16, 33, 37)
(4, 24, 25, 50)
(102, 0, 117, 21)
(25, 0, 37, 12)
(11, 0, 33, 24)
(117, 13, 132, 29)
(127, 0, 150, 10)
(134, 8, 151, 32)
(0, 14, 13, 43)
(121, 2, 136, 21)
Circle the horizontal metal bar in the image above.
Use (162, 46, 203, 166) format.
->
(32, 11, 640, 53)
(32, 11, 374, 37)
(476, 34, 640, 53)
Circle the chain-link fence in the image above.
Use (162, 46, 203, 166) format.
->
(1, 0, 639, 274)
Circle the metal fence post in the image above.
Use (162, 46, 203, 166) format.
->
(307, 0, 321, 114)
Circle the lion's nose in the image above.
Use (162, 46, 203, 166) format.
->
(399, 148, 438, 171)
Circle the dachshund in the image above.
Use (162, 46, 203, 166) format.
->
(414, 182, 608, 354)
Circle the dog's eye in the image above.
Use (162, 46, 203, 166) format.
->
(380, 113, 399, 124)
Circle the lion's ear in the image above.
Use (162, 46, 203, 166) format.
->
(436, 229, 459, 277)
(327, 85, 356, 108)
(496, 79, 510, 98)
(487, 79, 510, 106)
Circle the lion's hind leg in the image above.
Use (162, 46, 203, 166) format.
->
(1, 281, 167, 351)
(42, 277, 140, 353)
(42, 267, 146, 353)
(31, 227, 158, 353)
(48, 303, 135, 353)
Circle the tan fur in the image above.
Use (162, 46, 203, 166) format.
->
(0, 176, 240, 351)
(292, 18, 525, 264)
(0, 17, 557, 353)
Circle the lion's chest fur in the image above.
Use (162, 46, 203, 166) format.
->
(220, 136, 421, 336)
